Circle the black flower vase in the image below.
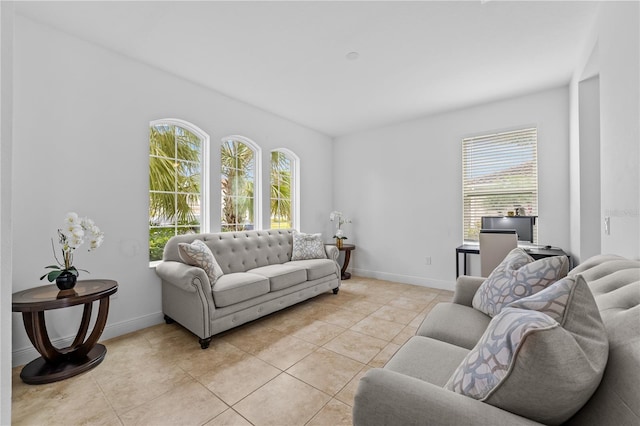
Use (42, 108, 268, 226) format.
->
(56, 271, 77, 290)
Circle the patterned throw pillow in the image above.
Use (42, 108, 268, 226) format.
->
(472, 248, 569, 317)
(446, 275, 609, 425)
(445, 308, 556, 399)
(507, 274, 608, 346)
(291, 231, 326, 261)
(178, 239, 224, 284)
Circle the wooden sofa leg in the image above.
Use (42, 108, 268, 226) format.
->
(199, 337, 212, 349)
(164, 315, 175, 324)
(333, 288, 339, 294)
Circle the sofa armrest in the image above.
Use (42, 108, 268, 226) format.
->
(353, 368, 541, 426)
(325, 244, 339, 262)
(452, 275, 486, 307)
(155, 260, 212, 294)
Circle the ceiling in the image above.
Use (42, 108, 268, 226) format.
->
(15, 1, 599, 137)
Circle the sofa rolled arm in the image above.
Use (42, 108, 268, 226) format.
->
(325, 244, 339, 262)
(452, 275, 486, 307)
(353, 368, 541, 426)
(155, 261, 212, 294)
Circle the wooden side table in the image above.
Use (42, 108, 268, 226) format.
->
(12, 279, 118, 384)
(327, 243, 356, 280)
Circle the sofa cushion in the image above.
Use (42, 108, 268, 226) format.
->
(178, 239, 224, 284)
(416, 303, 491, 350)
(446, 275, 608, 425)
(287, 258, 337, 281)
(212, 273, 269, 307)
(248, 264, 307, 292)
(291, 231, 326, 260)
(385, 336, 470, 387)
(472, 248, 569, 317)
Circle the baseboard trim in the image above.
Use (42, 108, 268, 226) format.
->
(12, 311, 165, 368)
(350, 268, 454, 291)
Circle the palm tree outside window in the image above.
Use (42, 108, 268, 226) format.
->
(270, 149, 298, 229)
(149, 119, 209, 262)
(221, 136, 261, 232)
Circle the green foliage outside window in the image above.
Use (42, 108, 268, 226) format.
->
(221, 139, 255, 231)
(150, 127, 296, 261)
(270, 151, 292, 229)
(149, 124, 202, 261)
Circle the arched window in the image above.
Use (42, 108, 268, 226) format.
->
(270, 149, 299, 229)
(220, 136, 261, 231)
(149, 119, 209, 262)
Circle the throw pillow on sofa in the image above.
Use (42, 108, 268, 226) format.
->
(472, 248, 569, 316)
(178, 239, 224, 284)
(446, 275, 608, 425)
(507, 274, 606, 333)
(291, 231, 326, 260)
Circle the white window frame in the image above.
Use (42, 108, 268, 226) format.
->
(149, 118, 210, 265)
(462, 127, 538, 243)
(270, 148, 300, 230)
(220, 135, 262, 231)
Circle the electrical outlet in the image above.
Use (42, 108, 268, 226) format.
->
(425, 256, 432, 265)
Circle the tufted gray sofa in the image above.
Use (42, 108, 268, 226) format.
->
(353, 254, 640, 425)
(155, 229, 340, 348)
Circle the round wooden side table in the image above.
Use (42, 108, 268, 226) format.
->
(327, 243, 356, 280)
(12, 279, 118, 384)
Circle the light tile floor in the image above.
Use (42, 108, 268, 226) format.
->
(12, 276, 452, 426)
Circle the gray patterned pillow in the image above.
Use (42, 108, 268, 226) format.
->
(507, 274, 608, 352)
(291, 231, 326, 261)
(472, 248, 569, 317)
(447, 275, 608, 425)
(178, 239, 224, 284)
(445, 308, 556, 399)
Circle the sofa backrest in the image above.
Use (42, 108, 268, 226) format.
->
(565, 254, 640, 426)
(163, 229, 294, 274)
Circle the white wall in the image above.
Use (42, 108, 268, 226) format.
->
(597, 2, 640, 258)
(570, 1, 640, 261)
(1, 1, 14, 421)
(11, 15, 334, 366)
(578, 75, 601, 261)
(334, 87, 570, 290)
(569, 36, 599, 265)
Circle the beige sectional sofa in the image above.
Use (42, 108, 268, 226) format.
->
(353, 253, 639, 425)
(155, 229, 340, 348)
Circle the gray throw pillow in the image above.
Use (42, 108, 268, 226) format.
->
(446, 275, 608, 425)
(291, 231, 326, 261)
(472, 248, 569, 316)
(178, 239, 224, 284)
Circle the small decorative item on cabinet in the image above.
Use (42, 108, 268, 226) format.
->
(40, 212, 105, 290)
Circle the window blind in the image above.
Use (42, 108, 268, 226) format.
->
(462, 127, 538, 242)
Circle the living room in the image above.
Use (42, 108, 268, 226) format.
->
(1, 1, 639, 424)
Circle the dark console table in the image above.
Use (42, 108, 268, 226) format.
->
(455, 244, 569, 278)
(12, 279, 118, 384)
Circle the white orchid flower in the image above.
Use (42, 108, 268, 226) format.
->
(41, 212, 105, 282)
(64, 212, 79, 225)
